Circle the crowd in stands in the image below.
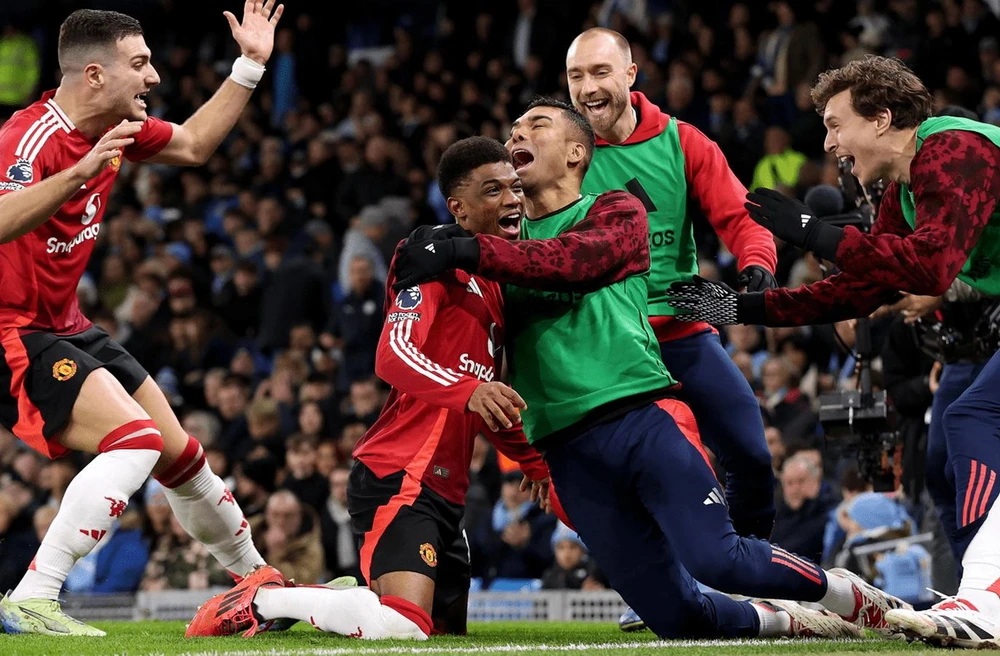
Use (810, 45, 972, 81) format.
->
(1, 0, 999, 600)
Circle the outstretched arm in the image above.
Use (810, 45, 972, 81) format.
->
(146, 1, 284, 166)
(475, 190, 650, 291)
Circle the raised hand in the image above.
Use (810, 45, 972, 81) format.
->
(745, 187, 843, 261)
(224, 0, 284, 65)
(665, 276, 766, 326)
(73, 120, 143, 181)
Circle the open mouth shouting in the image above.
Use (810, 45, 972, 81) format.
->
(511, 148, 534, 173)
(497, 209, 521, 238)
(134, 92, 149, 110)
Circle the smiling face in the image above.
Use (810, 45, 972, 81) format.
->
(505, 105, 588, 192)
(446, 161, 524, 240)
(566, 31, 636, 138)
(822, 89, 891, 187)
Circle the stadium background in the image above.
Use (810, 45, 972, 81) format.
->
(1, 0, 999, 610)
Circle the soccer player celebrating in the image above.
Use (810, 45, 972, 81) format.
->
(667, 56, 1000, 648)
(184, 137, 552, 641)
(391, 98, 907, 640)
(566, 29, 780, 552)
(0, 5, 283, 636)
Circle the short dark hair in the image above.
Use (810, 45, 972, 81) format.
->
(58, 9, 143, 72)
(524, 96, 596, 176)
(437, 136, 512, 198)
(810, 55, 932, 129)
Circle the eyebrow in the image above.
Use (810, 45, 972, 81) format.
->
(823, 114, 839, 125)
(510, 114, 553, 133)
(480, 177, 519, 188)
(130, 54, 150, 63)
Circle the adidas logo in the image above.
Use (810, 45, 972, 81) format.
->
(801, 213, 812, 228)
(466, 276, 483, 297)
(424, 243, 436, 253)
(703, 488, 726, 506)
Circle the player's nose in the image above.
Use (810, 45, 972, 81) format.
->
(147, 66, 161, 87)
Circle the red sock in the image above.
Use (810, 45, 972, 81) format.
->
(380, 595, 432, 637)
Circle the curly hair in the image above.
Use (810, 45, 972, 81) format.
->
(811, 55, 933, 129)
(437, 136, 512, 198)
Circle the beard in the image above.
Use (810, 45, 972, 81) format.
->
(584, 90, 630, 136)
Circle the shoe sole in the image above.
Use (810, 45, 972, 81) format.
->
(887, 610, 1000, 650)
(619, 620, 647, 632)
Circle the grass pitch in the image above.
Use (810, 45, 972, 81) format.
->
(0, 621, 948, 656)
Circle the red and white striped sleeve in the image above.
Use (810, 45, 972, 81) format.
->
(374, 280, 482, 412)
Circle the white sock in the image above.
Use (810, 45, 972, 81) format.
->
(161, 460, 265, 577)
(819, 571, 859, 618)
(253, 586, 428, 640)
(10, 448, 160, 601)
(957, 501, 1000, 615)
(752, 603, 792, 637)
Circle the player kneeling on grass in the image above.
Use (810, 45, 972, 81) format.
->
(185, 137, 554, 641)
(0, 4, 283, 637)
(391, 98, 910, 640)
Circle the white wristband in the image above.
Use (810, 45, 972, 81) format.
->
(229, 55, 265, 89)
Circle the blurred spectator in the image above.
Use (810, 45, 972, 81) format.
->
(0, 25, 40, 116)
(750, 127, 807, 194)
(474, 471, 555, 587)
(322, 255, 385, 389)
(320, 465, 361, 581)
(250, 490, 324, 585)
(771, 454, 837, 564)
(282, 435, 329, 512)
(541, 521, 606, 591)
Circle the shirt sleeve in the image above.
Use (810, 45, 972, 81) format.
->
(123, 116, 174, 162)
(0, 120, 51, 198)
(677, 121, 777, 273)
(762, 186, 909, 326)
(374, 265, 482, 412)
(831, 131, 1000, 296)
(475, 190, 650, 291)
(481, 425, 549, 481)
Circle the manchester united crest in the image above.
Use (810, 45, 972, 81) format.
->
(110, 155, 122, 172)
(52, 358, 77, 381)
(419, 542, 438, 567)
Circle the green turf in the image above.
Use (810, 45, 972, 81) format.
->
(0, 621, 948, 656)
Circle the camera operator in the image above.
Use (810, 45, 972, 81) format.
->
(667, 55, 1000, 646)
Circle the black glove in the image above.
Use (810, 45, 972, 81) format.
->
(738, 265, 777, 292)
(744, 188, 843, 261)
(404, 223, 472, 243)
(665, 276, 766, 325)
(392, 234, 480, 291)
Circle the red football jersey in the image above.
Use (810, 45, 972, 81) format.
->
(0, 90, 172, 333)
(354, 259, 547, 505)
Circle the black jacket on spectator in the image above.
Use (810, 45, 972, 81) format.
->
(257, 256, 326, 353)
(283, 473, 329, 514)
(770, 487, 838, 565)
(325, 280, 385, 388)
(473, 506, 556, 586)
(882, 317, 935, 503)
(215, 279, 264, 339)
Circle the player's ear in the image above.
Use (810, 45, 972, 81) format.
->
(626, 62, 638, 88)
(446, 196, 465, 221)
(874, 108, 892, 137)
(567, 141, 586, 168)
(84, 63, 105, 89)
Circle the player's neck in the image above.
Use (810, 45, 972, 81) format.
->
(884, 128, 918, 185)
(597, 106, 637, 145)
(53, 85, 113, 139)
(524, 177, 583, 218)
